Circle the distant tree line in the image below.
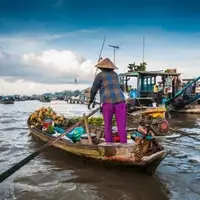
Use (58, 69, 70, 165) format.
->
(57, 90, 81, 97)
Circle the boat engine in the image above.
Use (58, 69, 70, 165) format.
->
(150, 118, 169, 135)
(138, 115, 169, 136)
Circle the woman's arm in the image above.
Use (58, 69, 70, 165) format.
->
(89, 74, 101, 103)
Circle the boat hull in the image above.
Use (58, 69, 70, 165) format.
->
(39, 100, 51, 103)
(1, 100, 14, 104)
(28, 123, 167, 175)
(170, 107, 200, 114)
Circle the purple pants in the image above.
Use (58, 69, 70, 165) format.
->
(102, 102, 127, 143)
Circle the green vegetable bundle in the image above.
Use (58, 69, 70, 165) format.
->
(68, 116, 116, 127)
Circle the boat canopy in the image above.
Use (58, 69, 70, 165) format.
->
(119, 70, 181, 98)
(119, 70, 181, 78)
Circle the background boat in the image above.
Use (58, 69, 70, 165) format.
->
(0, 95, 15, 104)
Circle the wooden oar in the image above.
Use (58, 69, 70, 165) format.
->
(83, 114, 93, 144)
(169, 127, 200, 142)
(0, 106, 100, 184)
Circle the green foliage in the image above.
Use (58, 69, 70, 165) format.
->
(47, 125, 54, 134)
(56, 90, 81, 97)
(128, 62, 147, 72)
(69, 116, 116, 126)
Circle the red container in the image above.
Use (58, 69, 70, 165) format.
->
(112, 135, 120, 142)
(43, 119, 52, 128)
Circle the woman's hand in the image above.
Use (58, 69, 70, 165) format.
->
(87, 102, 92, 109)
(87, 102, 96, 109)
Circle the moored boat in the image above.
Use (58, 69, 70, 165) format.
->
(27, 107, 168, 175)
(166, 76, 200, 114)
(39, 95, 51, 102)
(0, 96, 15, 104)
(119, 69, 181, 112)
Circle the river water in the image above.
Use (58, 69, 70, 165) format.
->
(0, 100, 200, 200)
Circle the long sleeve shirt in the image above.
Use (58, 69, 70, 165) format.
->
(89, 70, 125, 104)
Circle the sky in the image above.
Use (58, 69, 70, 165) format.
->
(0, 0, 200, 95)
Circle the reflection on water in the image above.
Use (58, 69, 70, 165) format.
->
(0, 101, 200, 200)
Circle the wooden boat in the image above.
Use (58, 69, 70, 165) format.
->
(166, 77, 200, 114)
(39, 95, 51, 103)
(0, 96, 14, 104)
(27, 119, 168, 175)
(119, 70, 181, 112)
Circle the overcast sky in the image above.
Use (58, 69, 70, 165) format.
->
(0, 0, 200, 95)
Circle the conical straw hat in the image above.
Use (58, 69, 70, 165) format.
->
(95, 58, 118, 69)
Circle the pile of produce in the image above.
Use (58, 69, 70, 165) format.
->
(29, 107, 118, 143)
(29, 107, 116, 129)
(29, 107, 68, 128)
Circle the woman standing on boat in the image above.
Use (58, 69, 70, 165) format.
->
(88, 58, 127, 143)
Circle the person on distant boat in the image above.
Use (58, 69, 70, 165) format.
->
(88, 58, 127, 143)
(158, 82, 163, 92)
(129, 87, 139, 99)
(153, 84, 159, 93)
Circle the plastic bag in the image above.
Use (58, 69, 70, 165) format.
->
(66, 127, 85, 143)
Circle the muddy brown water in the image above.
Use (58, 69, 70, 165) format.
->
(0, 101, 200, 200)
